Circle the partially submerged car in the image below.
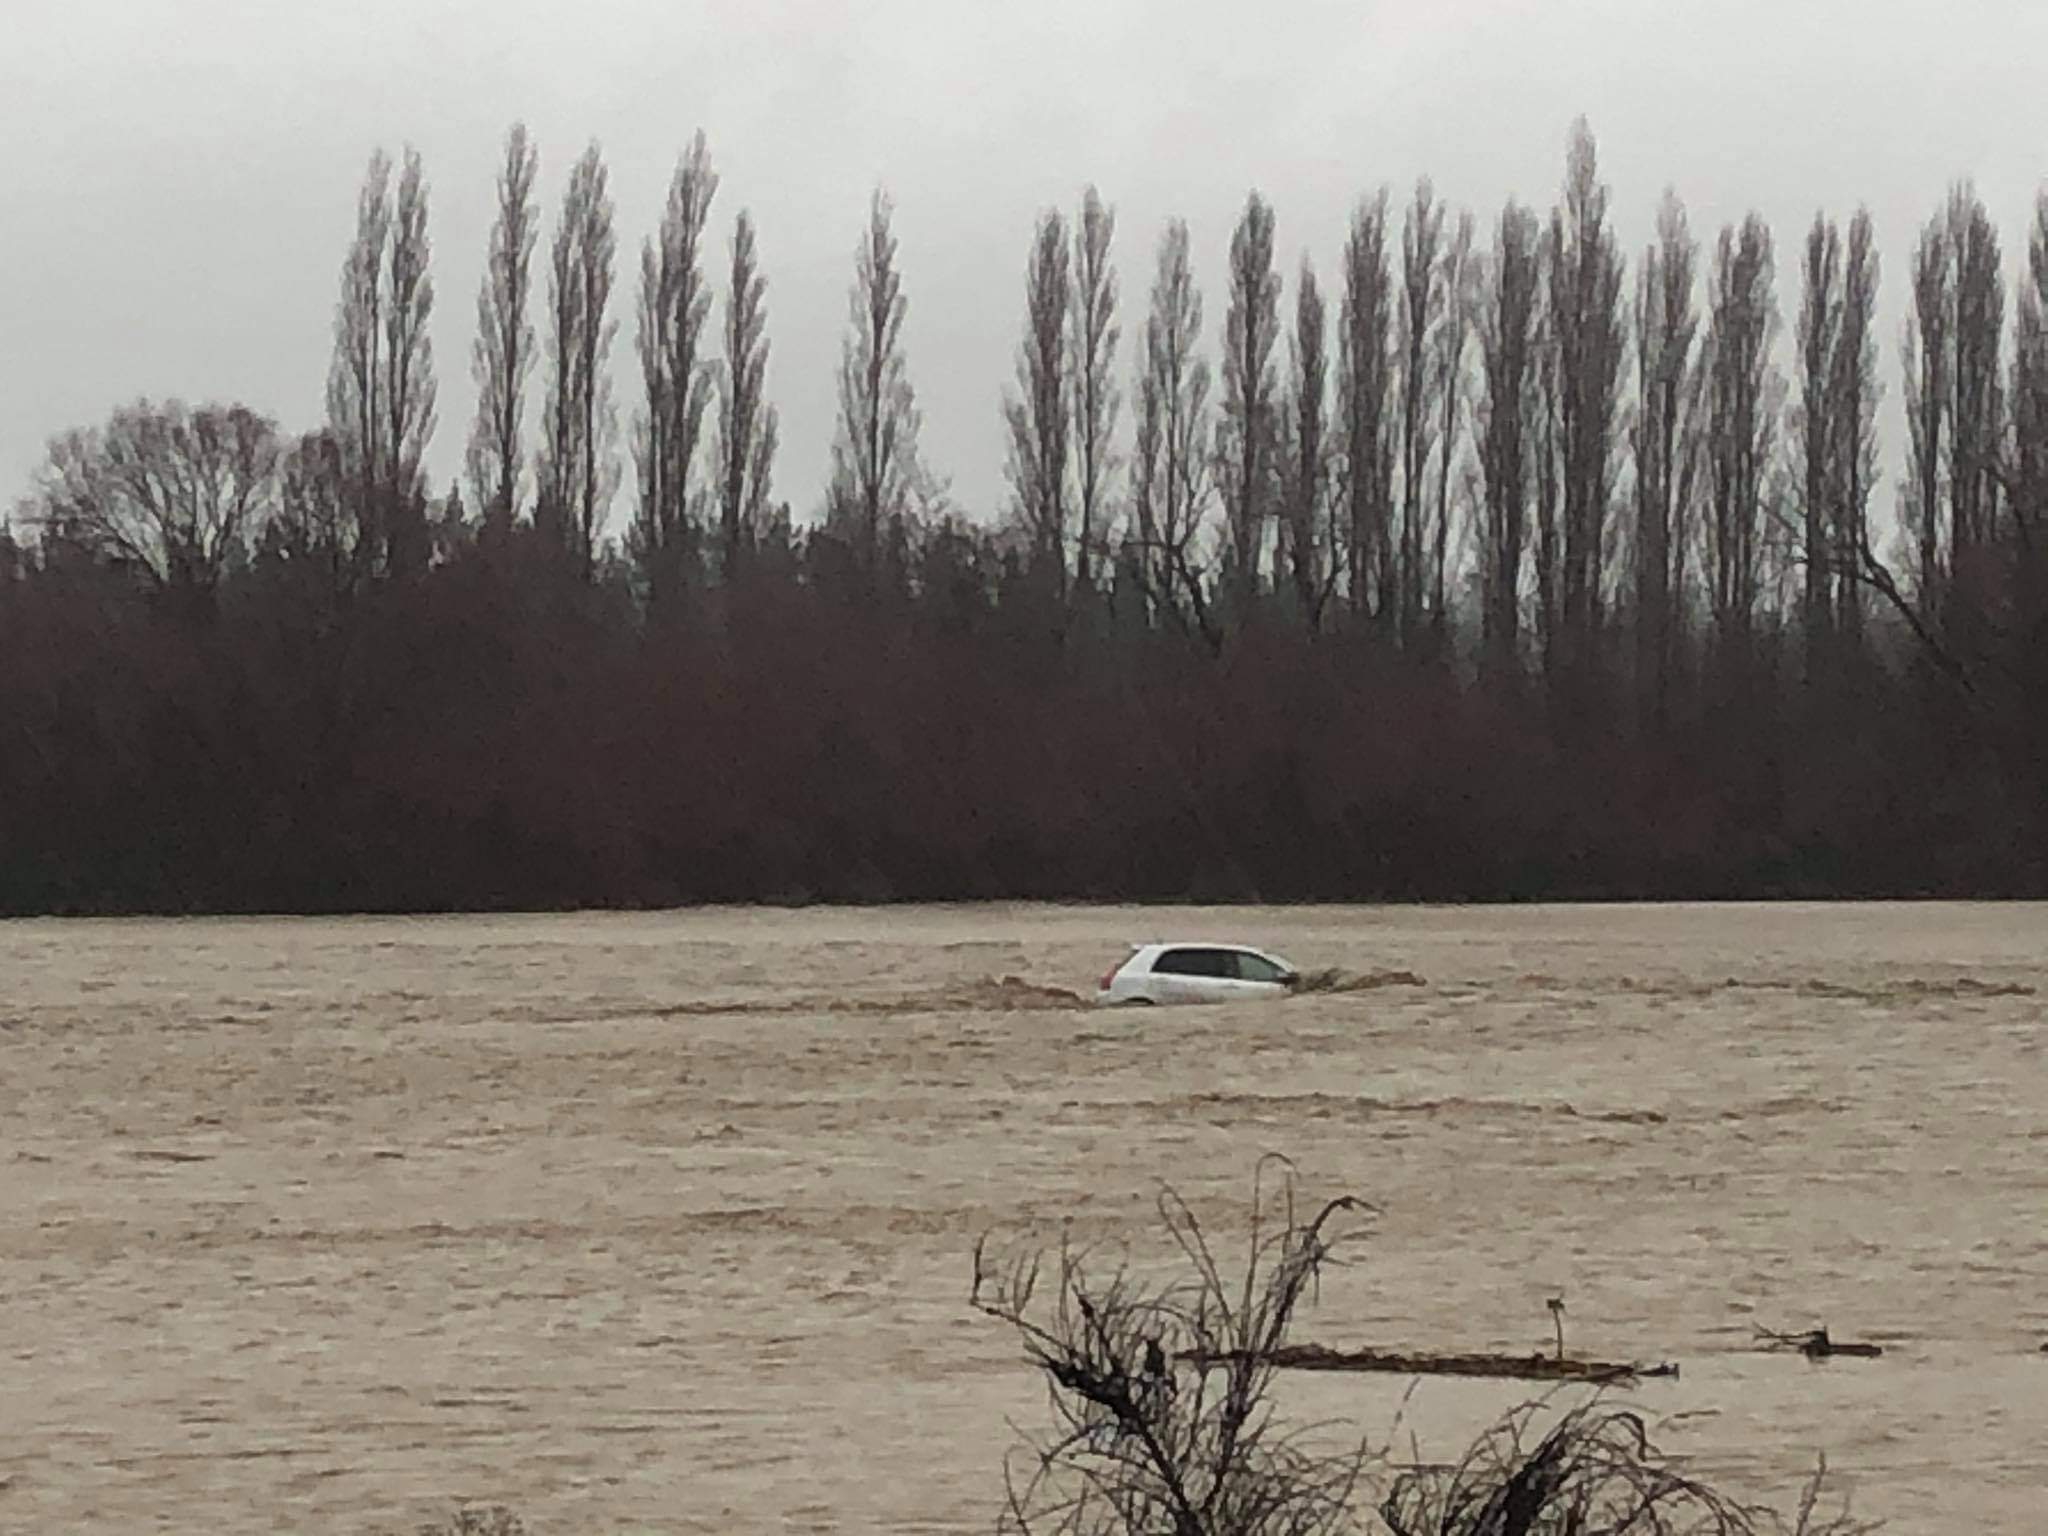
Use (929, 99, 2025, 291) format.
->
(1096, 942, 1302, 1006)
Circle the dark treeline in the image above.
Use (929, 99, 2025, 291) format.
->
(3, 119, 2043, 913)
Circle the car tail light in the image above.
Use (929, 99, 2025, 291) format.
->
(1099, 963, 1119, 991)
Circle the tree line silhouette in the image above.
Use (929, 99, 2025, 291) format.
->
(2, 119, 2041, 913)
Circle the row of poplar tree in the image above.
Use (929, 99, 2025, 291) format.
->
(2, 117, 2042, 908)
(16, 121, 2043, 696)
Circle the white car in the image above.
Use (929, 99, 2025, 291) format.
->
(1096, 942, 1303, 1006)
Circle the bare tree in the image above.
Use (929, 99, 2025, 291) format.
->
(2006, 207, 2048, 713)
(1477, 200, 1541, 682)
(1857, 191, 2011, 693)
(1278, 256, 1330, 627)
(1948, 184, 2003, 598)
(267, 428, 352, 595)
(1704, 214, 1779, 652)
(1532, 323, 1563, 677)
(1004, 209, 1072, 590)
(972, 1161, 1367, 1536)
(1429, 210, 1475, 642)
(830, 189, 926, 565)
(716, 208, 777, 573)
(1070, 188, 1121, 592)
(1396, 179, 1445, 646)
(1829, 210, 1879, 651)
(1632, 191, 1700, 723)
(1670, 341, 1711, 672)
(325, 149, 391, 584)
(2011, 194, 2048, 556)
(1545, 119, 1627, 695)
(1218, 192, 1281, 617)
(1132, 218, 1215, 641)
(467, 123, 540, 536)
(1902, 211, 1952, 619)
(1794, 214, 1842, 669)
(381, 147, 436, 578)
(632, 245, 676, 600)
(1338, 192, 1396, 625)
(537, 143, 620, 581)
(631, 132, 719, 610)
(27, 401, 280, 601)
(1818, 205, 1981, 694)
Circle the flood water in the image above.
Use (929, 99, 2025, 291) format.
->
(1, 903, 2044, 1534)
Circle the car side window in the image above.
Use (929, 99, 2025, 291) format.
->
(1151, 948, 1228, 977)
(1234, 953, 1284, 984)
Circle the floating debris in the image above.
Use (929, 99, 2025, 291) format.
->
(1182, 1343, 1678, 1384)
(1756, 1326, 1883, 1360)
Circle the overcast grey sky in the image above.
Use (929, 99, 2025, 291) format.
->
(5, 0, 2047, 531)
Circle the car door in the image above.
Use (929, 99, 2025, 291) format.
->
(1183, 947, 1245, 1004)
(1227, 949, 1293, 999)
(1147, 947, 1230, 1004)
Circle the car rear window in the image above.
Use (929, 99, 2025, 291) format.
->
(1150, 947, 1234, 977)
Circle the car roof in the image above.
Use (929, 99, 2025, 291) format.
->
(1134, 940, 1292, 962)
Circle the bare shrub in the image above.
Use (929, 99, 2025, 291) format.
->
(1382, 1403, 1870, 1536)
(971, 1155, 1370, 1536)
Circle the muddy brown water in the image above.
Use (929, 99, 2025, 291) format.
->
(2, 903, 2045, 1534)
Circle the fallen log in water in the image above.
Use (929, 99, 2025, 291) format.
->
(1756, 1326, 1883, 1360)
(1181, 1344, 1678, 1384)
